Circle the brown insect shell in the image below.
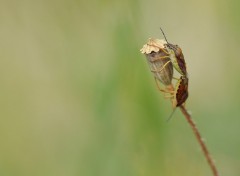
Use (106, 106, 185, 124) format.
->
(172, 76, 189, 107)
(165, 43, 187, 76)
(140, 38, 173, 86)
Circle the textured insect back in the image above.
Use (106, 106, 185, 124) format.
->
(140, 38, 173, 86)
(165, 43, 188, 77)
(172, 76, 189, 107)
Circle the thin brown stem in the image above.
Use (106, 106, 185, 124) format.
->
(179, 105, 219, 176)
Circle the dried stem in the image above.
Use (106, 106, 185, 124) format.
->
(179, 105, 219, 176)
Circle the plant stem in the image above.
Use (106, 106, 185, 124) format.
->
(179, 105, 219, 176)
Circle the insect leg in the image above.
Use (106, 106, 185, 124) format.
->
(150, 55, 169, 62)
(172, 76, 180, 80)
(160, 48, 170, 55)
(164, 95, 174, 99)
(151, 60, 171, 73)
(154, 77, 174, 94)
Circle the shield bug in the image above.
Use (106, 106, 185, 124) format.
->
(160, 28, 188, 77)
(140, 38, 174, 93)
(166, 76, 189, 121)
(163, 76, 188, 108)
(173, 76, 189, 107)
(165, 44, 188, 77)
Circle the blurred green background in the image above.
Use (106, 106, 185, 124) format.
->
(0, 0, 240, 175)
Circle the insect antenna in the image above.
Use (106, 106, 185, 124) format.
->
(160, 27, 169, 43)
(166, 108, 177, 122)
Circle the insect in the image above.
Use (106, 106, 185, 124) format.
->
(173, 76, 189, 107)
(166, 76, 189, 121)
(163, 76, 188, 106)
(160, 28, 188, 78)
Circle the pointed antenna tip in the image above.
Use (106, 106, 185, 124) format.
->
(159, 27, 169, 43)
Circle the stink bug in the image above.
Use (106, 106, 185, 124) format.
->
(166, 76, 189, 121)
(173, 76, 189, 107)
(165, 44, 187, 76)
(160, 28, 188, 78)
(163, 76, 188, 108)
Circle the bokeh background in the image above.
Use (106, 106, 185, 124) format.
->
(0, 0, 240, 175)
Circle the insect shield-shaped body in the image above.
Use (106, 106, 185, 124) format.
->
(140, 38, 174, 91)
(159, 28, 188, 78)
(165, 43, 188, 77)
(172, 76, 189, 107)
